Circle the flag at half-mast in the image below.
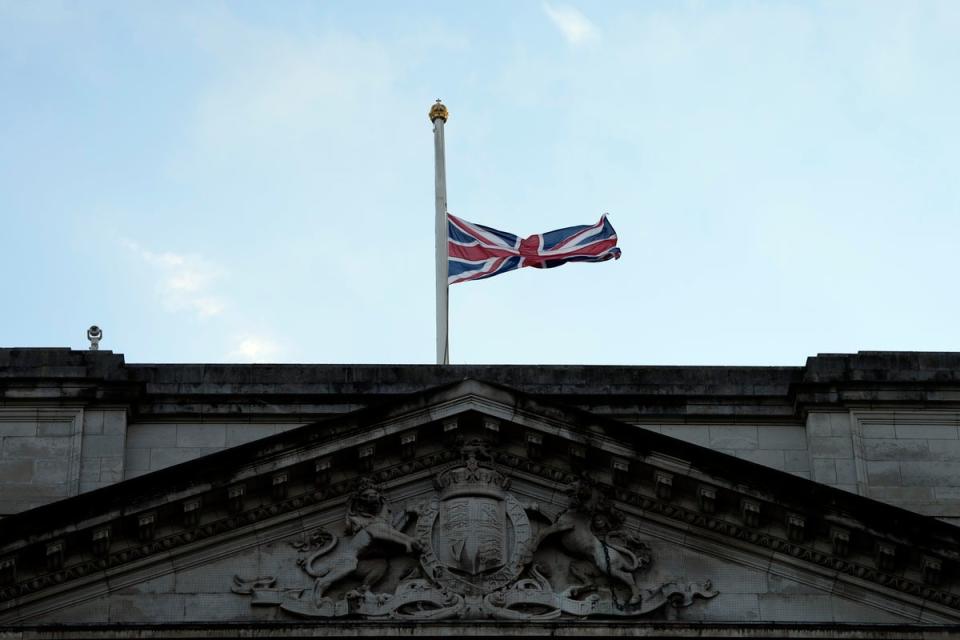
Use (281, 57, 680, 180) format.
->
(447, 213, 621, 284)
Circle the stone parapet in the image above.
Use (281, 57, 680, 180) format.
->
(4, 349, 960, 421)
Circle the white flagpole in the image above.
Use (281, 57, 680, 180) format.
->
(430, 100, 450, 365)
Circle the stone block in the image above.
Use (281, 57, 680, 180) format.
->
(124, 448, 150, 475)
(82, 411, 104, 435)
(108, 594, 188, 622)
(860, 423, 896, 438)
(735, 449, 785, 470)
(865, 461, 901, 485)
(869, 486, 934, 501)
(2, 481, 67, 498)
(34, 459, 69, 484)
(829, 413, 852, 436)
(812, 459, 837, 484)
(784, 450, 810, 472)
(900, 461, 960, 486)
(809, 436, 853, 459)
(767, 566, 835, 595)
(830, 597, 906, 623)
(2, 436, 71, 458)
(149, 447, 219, 470)
(100, 463, 123, 483)
(835, 459, 858, 484)
(82, 434, 124, 458)
(126, 424, 177, 449)
(39, 595, 111, 623)
(863, 438, 929, 461)
(226, 423, 277, 446)
(101, 456, 123, 475)
(682, 592, 760, 622)
(757, 593, 833, 622)
(37, 421, 74, 437)
(708, 425, 758, 450)
(758, 426, 806, 451)
(113, 572, 176, 595)
(930, 440, 960, 462)
(182, 593, 252, 621)
(79, 480, 110, 493)
(894, 423, 959, 440)
(177, 424, 226, 448)
(933, 487, 960, 501)
(175, 554, 259, 594)
(0, 422, 38, 437)
(806, 412, 832, 437)
(102, 411, 127, 435)
(658, 425, 710, 446)
(99, 469, 122, 483)
(80, 458, 101, 482)
(0, 459, 34, 483)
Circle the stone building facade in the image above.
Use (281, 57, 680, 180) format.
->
(2, 348, 960, 637)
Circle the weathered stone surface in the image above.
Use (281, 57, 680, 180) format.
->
(176, 424, 226, 448)
(3, 350, 960, 635)
(0, 459, 34, 483)
(708, 425, 759, 449)
(81, 435, 124, 458)
(809, 436, 853, 458)
(2, 437, 70, 458)
(783, 450, 811, 473)
(865, 438, 930, 461)
(895, 424, 959, 440)
(758, 426, 807, 451)
(866, 461, 901, 485)
(812, 459, 837, 484)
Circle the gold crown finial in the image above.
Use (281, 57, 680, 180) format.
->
(429, 99, 448, 122)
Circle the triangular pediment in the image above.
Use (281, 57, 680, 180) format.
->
(2, 379, 960, 633)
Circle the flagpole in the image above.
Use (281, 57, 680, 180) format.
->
(430, 99, 450, 365)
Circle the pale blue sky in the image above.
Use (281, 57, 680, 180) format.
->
(2, 1, 959, 365)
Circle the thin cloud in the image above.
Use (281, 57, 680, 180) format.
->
(122, 239, 226, 319)
(123, 239, 285, 361)
(543, 2, 599, 46)
(229, 334, 281, 362)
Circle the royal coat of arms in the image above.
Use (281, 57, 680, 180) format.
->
(232, 440, 716, 620)
(416, 443, 532, 594)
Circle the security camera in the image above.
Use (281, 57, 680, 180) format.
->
(87, 325, 103, 351)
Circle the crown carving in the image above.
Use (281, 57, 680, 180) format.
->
(434, 464, 510, 500)
(434, 443, 511, 500)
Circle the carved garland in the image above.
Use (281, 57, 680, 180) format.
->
(0, 447, 956, 610)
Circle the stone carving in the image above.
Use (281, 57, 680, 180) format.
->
(298, 478, 420, 601)
(534, 478, 650, 605)
(416, 441, 532, 595)
(233, 443, 717, 620)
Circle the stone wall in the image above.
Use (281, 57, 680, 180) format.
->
(0, 408, 82, 514)
(123, 420, 304, 479)
(6, 348, 960, 523)
(638, 423, 810, 479)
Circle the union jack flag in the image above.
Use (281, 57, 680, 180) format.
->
(447, 213, 621, 285)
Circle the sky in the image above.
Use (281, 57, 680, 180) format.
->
(1, 1, 959, 366)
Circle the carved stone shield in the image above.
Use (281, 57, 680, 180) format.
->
(436, 496, 507, 576)
(417, 464, 532, 595)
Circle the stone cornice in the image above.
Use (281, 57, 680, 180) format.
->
(5, 349, 960, 421)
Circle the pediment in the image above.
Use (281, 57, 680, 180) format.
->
(2, 379, 960, 632)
